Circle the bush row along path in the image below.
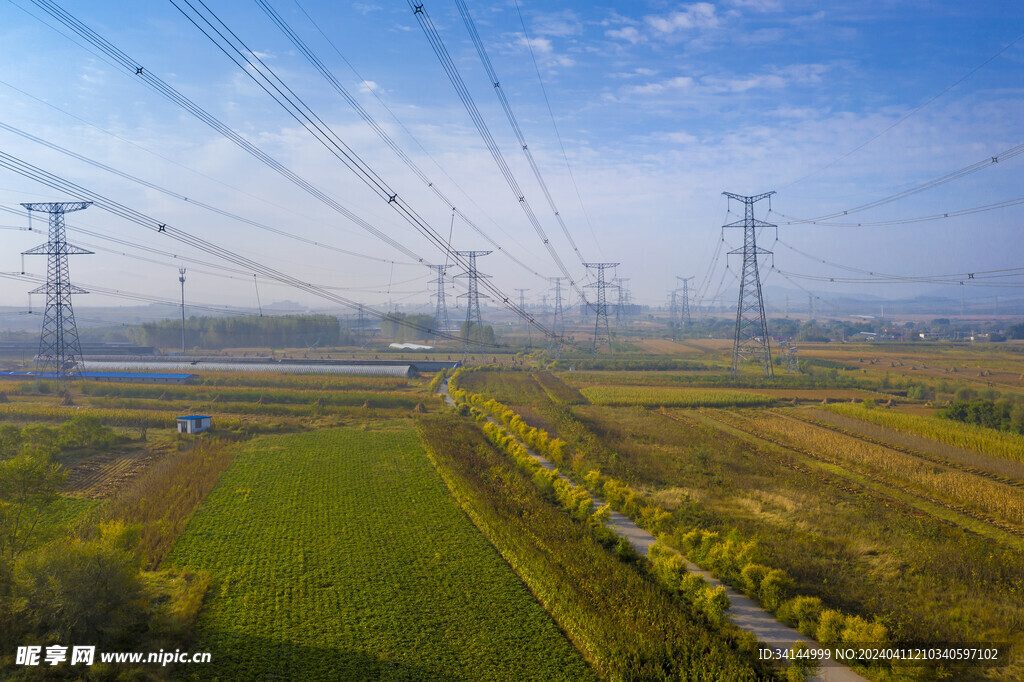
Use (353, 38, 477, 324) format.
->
(440, 380, 867, 682)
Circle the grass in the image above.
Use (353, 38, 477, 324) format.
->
(718, 409, 1024, 532)
(499, 395, 1024, 676)
(825, 403, 1024, 463)
(417, 414, 774, 681)
(105, 438, 239, 568)
(166, 427, 594, 681)
(581, 386, 776, 407)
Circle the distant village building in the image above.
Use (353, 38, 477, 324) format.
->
(177, 415, 212, 434)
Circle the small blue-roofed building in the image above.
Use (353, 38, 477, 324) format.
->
(177, 415, 212, 434)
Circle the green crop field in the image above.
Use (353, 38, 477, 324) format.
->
(581, 385, 776, 407)
(166, 427, 593, 681)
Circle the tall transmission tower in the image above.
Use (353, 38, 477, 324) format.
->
(584, 263, 618, 357)
(429, 265, 451, 337)
(516, 288, 531, 348)
(549, 277, 566, 338)
(613, 277, 630, 326)
(723, 191, 774, 378)
(515, 288, 529, 316)
(676, 276, 694, 326)
(454, 250, 491, 346)
(21, 202, 93, 377)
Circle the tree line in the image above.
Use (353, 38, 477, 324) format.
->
(139, 314, 344, 350)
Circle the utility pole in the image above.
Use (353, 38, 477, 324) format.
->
(454, 250, 491, 348)
(584, 262, 618, 357)
(429, 265, 451, 337)
(179, 268, 187, 353)
(21, 202, 93, 378)
(723, 191, 774, 378)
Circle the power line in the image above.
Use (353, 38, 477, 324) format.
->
(255, 0, 548, 280)
(512, 0, 603, 257)
(454, 0, 589, 265)
(780, 31, 1024, 190)
(770, 195, 1024, 227)
(0, 120, 416, 266)
(27, 0, 425, 264)
(288, 0, 541, 267)
(781, 141, 1024, 224)
(406, 0, 587, 303)
(0, 150, 498, 346)
(166, 0, 554, 338)
(774, 238, 1024, 285)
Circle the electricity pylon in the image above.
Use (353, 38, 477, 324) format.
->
(454, 250, 490, 347)
(429, 264, 451, 337)
(584, 262, 618, 357)
(723, 191, 774, 378)
(676, 275, 694, 325)
(613, 277, 630, 326)
(21, 202, 93, 378)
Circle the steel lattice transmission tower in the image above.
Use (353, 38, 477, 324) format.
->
(454, 250, 491, 346)
(584, 263, 618, 357)
(613, 277, 630, 326)
(21, 202, 93, 377)
(676, 276, 694, 326)
(723, 191, 775, 378)
(549, 277, 566, 338)
(429, 265, 451, 336)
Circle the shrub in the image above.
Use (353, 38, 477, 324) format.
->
(841, 615, 888, 647)
(778, 596, 823, 637)
(816, 609, 846, 645)
(15, 521, 147, 646)
(758, 568, 793, 612)
(698, 585, 730, 627)
(740, 563, 770, 597)
(613, 536, 638, 563)
(786, 642, 822, 682)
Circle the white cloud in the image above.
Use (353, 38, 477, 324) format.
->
(513, 35, 575, 68)
(644, 3, 720, 35)
(606, 26, 643, 44)
(359, 80, 379, 93)
(728, 0, 783, 12)
(628, 76, 694, 94)
(664, 131, 698, 144)
(531, 11, 581, 38)
(518, 35, 553, 54)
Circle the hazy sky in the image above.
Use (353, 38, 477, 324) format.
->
(0, 0, 1021, 319)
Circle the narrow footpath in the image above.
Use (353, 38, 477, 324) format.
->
(440, 381, 868, 682)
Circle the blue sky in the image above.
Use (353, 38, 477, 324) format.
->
(0, 0, 1022, 318)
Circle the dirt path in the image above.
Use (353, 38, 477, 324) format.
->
(439, 382, 867, 682)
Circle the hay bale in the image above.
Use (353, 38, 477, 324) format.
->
(256, 395, 266, 404)
(60, 391, 74, 406)
(157, 391, 171, 400)
(362, 400, 372, 409)
(413, 402, 427, 413)
(314, 397, 326, 407)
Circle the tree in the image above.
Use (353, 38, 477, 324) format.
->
(15, 522, 146, 646)
(0, 450, 67, 560)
